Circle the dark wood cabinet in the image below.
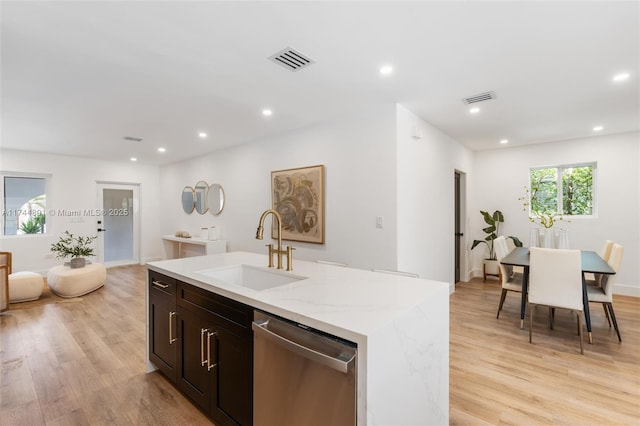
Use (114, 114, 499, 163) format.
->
(211, 322, 253, 426)
(177, 281, 253, 426)
(148, 271, 177, 382)
(148, 271, 253, 426)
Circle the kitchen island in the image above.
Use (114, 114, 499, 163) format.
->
(146, 252, 449, 426)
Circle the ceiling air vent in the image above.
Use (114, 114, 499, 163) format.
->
(462, 91, 496, 105)
(268, 47, 315, 72)
(123, 136, 143, 142)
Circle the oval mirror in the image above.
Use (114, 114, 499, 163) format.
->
(207, 183, 225, 215)
(181, 186, 195, 214)
(194, 180, 209, 214)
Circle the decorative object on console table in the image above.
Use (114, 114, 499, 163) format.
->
(50, 231, 97, 269)
(207, 226, 218, 240)
(271, 164, 325, 244)
(471, 210, 522, 281)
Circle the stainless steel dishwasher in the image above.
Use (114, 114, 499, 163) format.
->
(252, 311, 357, 426)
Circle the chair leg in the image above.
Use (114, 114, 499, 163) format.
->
(606, 303, 622, 342)
(576, 312, 580, 335)
(577, 311, 584, 354)
(548, 307, 554, 329)
(602, 304, 612, 327)
(496, 289, 508, 319)
(529, 304, 535, 343)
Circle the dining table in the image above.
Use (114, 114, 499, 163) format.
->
(500, 246, 616, 344)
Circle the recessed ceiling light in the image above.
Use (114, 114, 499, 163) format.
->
(379, 65, 394, 76)
(500, 139, 509, 144)
(469, 107, 480, 114)
(612, 72, 630, 82)
(262, 109, 273, 117)
(593, 125, 604, 132)
(198, 132, 207, 138)
(130, 157, 137, 162)
(157, 147, 166, 153)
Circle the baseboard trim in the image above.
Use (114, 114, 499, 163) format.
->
(614, 283, 640, 298)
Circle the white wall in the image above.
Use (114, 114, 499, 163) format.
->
(159, 105, 399, 270)
(470, 132, 640, 295)
(396, 105, 474, 284)
(0, 149, 162, 273)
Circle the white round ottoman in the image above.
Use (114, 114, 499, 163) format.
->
(47, 263, 106, 298)
(9, 271, 44, 303)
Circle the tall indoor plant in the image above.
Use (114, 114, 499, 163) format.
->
(471, 210, 522, 278)
(50, 231, 97, 269)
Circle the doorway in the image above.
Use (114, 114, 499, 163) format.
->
(96, 182, 140, 266)
(454, 171, 466, 282)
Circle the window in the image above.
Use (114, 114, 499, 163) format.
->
(529, 164, 594, 217)
(3, 176, 47, 235)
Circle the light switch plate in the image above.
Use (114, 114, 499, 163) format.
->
(376, 216, 384, 228)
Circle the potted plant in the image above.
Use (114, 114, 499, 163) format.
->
(50, 231, 97, 269)
(471, 210, 522, 279)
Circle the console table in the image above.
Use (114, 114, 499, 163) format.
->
(161, 236, 227, 259)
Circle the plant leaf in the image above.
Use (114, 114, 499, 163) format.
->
(481, 211, 494, 225)
(482, 226, 496, 234)
(471, 240, 487, 250)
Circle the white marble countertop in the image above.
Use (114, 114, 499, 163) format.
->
(146, 251, 450, 425)
(147, 251, 447, 343)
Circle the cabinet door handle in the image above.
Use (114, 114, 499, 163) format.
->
(169, 311, 176, 344)
(207, 331, 218, 372)
(152, 280, 169, 289)
(201, 328, 208, 366)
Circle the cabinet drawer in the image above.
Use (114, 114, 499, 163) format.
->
(178, 282, 253, 333)
(149, 271, 176, 295)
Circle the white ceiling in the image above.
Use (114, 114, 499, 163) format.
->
(1, 1, 638, 166)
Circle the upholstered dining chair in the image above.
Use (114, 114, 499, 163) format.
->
(587, 243, 624, 342)
(528, 247, 584, 354)
(586, 240, 614, 287)
(495, 236, 524, 319)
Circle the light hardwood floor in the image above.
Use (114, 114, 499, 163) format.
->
(1, 266, 639, 425)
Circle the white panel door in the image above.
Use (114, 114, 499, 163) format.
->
(96, 182, 140, 266)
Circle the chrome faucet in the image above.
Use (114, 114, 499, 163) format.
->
(256, 209, 294, 271)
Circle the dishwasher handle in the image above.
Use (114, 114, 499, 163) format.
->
(252, 319, 355, 374)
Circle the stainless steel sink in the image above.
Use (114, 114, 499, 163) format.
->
(195, 264, 307, 291)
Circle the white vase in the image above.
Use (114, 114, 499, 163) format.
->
(557, 229, 570, 249)
(529, 228, 540, 248)
(543, 228, 555, 248)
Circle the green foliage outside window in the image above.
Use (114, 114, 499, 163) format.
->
(527, 164, 594, 224)
(562, 166, 593, 215)
(19, 212, 46, 234)
(530, 168, 557, 216)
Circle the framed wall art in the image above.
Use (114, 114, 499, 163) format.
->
(271, 164, 325, 244)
